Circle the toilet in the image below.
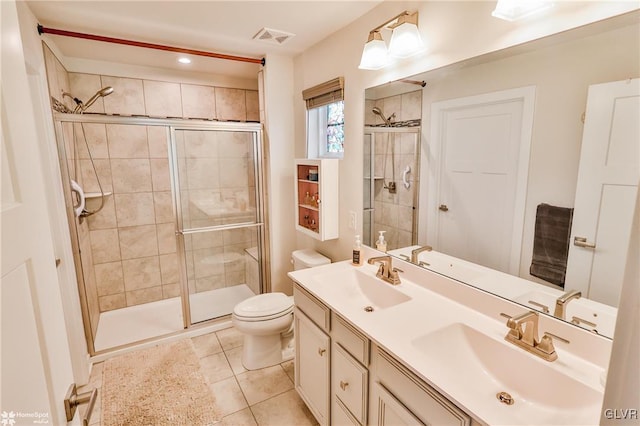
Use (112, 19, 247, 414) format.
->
(232, 249, 330, 370)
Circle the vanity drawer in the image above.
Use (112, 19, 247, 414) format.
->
(294, 282, 330, 332)
(374, 347, 470, 426)
(332, 342, 368, 424)
(332, 398, 360, 426)
(332, 312, 370, 365)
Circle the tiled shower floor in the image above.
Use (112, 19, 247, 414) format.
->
(94, 284, 254, 351)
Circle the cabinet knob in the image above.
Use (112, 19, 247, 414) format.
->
(318, 348, 326, 356)
(340, 381, 349, 391)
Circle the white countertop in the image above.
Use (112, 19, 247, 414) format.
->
(288, 258, 606, 425)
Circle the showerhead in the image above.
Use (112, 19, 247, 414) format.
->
(74, 86, 114, 113)
(372, 106, 393, 126)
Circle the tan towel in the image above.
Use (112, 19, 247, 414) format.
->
(530, 203, 574, 287)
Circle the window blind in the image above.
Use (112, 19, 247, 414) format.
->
(302, 77, 344, 109)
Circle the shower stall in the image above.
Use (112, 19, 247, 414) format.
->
(363, 126, 420, 249)
(53, 113, 268, 354)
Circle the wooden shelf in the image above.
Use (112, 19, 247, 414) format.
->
(295, 159, 339, 241)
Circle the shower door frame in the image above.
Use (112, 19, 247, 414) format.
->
(168, 123, 269, 327)
(52, 113, 270, 355)
(363, 126, 421, 248)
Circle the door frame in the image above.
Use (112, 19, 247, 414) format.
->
(425, 86, 535, 275)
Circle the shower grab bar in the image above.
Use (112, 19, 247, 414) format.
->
(402, 165, 411, 189)
(177, 222, 264, 235)
(70, 179, 85, 218)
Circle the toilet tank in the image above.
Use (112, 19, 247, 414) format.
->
(291, 249, 331, 270)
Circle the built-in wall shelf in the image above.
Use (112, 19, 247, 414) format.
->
(295, 159, 339, 241)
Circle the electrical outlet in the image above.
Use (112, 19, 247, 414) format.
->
(349, 211, 357, 230)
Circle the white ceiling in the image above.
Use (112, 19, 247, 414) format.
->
(27, 1, 383, 79)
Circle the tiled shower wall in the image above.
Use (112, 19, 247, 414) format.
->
(43, 44, 260, 313)
(365, 91, 422, 250)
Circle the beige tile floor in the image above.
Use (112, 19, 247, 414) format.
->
(81, 327, 318, 426)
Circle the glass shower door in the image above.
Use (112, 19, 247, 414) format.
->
(171, 126, 266, 325)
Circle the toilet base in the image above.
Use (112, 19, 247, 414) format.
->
(241, 333, 294, 370)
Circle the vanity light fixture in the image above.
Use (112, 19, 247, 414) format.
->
(492, 0, 554, 21)
(359, 11, 424, 70)
(178, 57, 191, 64)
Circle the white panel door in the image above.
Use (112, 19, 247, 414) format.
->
(1, 1, 75, 424)
(565, 79, 640, 307)
(429, 87, 534, 274)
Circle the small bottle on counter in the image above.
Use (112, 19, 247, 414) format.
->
(353, 235, 363, 266)
(376, 231, 387, 252)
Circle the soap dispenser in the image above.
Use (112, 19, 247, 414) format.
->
(352, 235, 363, 266)
(376, 231, 387, 253)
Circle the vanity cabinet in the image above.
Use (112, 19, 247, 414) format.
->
(295, 159, 339, 241)
(370, 346, 472, 426)
(293, 281, 473, 426)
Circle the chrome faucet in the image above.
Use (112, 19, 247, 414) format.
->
(367, 255, 402, 285)
(410, 245, 432, 263)
(504, 311, 557, 361)
(554, 290, 581, 320)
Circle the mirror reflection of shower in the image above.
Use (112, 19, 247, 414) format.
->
(372, 106, 398, 194)
(63, 87, 115, 221)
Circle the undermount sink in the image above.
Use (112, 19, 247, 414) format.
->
(411, 323, 603, 424)
(313, 268, 411, 311)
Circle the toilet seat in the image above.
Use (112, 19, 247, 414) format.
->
(233, 293, 294, 322)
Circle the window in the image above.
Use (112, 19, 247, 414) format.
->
(303, 77, 344, 159)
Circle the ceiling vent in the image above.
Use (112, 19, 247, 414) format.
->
(253, 27, 295, 45)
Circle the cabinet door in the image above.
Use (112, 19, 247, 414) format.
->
(295, 310, 330, 425)
(373, 382, 425, 426)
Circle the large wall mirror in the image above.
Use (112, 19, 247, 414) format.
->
(363, 11, 640, 339)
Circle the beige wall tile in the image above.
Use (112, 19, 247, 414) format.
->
(122, 256, 161, 291)
(143, 80, 182, 118)
(194, 247, 225, 278)
(90, 229, 121, 264)
(181, 84, 216, 119)
(43, 45, 62, 103)
(245, 90, 259, 122)
(76, 123, 109, 159)
(106, 124, 149, 158)
(119, 224, 159, 260)
(94, 261, 124, 296)
(153, 192, 174, 224)
(215, 88, 246, 121)
(219, 158, 248, 189)
(147, 126, 169, 158)
(126, 286, 163, 307)
(182, 130, 218, 158)
(56, 58, 71, 107)
(195, 276, 225, 292)
(150, 159, 171, 191)
(401, 90, 422, 121)
(224, 271, 245, 286)
(69, 73, 105, 114)
(186, 158, 221, 190)
(220, 132, 251, 158)
(114, 193, 156, 227)
(87, 195, 117, 230)
(98, 293, 126, 312)
(111, 159, 152, 193)
(159, 253, 178, 284)
(156, 223, 177, 254)
(162, 283, 180, 299)
(102, 76, 145, 116)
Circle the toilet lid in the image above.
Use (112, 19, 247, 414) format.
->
(233, 293, 294, 320)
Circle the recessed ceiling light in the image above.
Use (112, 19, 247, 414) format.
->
(178, 57, 191, 64)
